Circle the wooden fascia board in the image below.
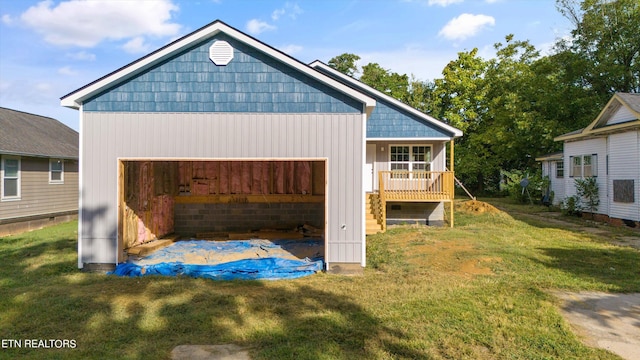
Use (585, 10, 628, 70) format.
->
(583, 95, 620, 132)
(555, 121, 640, 142)
(589, 121, 640, 135)
(535, 155, 563, 161)
(554, 131, 588, 142)
(61, 21, 375, 111)
(309, 60, 462, 138)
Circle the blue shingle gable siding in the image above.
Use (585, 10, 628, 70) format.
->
(313, 66, 452, 138)
(84, 34, 362, 113)
(367, 100, 452, 138)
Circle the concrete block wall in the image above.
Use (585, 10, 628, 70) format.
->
(386, 202, 444, 226)
(174, 202, 324, 236)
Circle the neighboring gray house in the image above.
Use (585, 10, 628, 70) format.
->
(552, 92, 640, 225)
(61, 20, 461, 272)
(0, 107, 79, 236)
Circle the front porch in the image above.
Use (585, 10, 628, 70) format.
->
(366, 170, 455, 234)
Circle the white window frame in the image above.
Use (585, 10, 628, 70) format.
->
(569, 154, 597, 178)
(389, 145, 432, 179)
(555, 161, 564, 178)
(49, 159, 64, 184)
(1, 156, 21, 201)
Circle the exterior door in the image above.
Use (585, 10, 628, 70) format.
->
(364, 144, 376, 192)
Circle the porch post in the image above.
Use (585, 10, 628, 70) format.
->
(450, 140, 454, 173)
(450, 140, 454, 228)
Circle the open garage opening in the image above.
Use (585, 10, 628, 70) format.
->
(117, 159, 327, 274)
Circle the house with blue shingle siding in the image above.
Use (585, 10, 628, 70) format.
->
(312, 61, 462, 230)
(61, 20, 461, 273)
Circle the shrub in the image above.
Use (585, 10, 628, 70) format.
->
(575, 177, 599, 218)
(561, 195, 581, 216)
(500, 169, 547, 204)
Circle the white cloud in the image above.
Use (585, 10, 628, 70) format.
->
(428, 0, 463, 6)
(278, 44, 303, 55)
(66, 51, 95, 61)
(438, 13, 495, 41)
(246, 19, 276, 35)
(272, 8, 286, 21)
(2, 14, 14, 25)
(122, 36, 152, 54)
(19, 0, 181, 47)
(35, 82, 53, 93)
(287, 3, 303, 19)
(272, 3, 303, 21)
(357, 45, 459, 81)
(57, 66, 77, 76)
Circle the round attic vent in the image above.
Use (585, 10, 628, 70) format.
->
(209, 40, 234, 66)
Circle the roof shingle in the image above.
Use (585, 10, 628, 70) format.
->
(0, 107, 78, 159)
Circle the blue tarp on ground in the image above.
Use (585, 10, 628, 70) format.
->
(110, 239, 324, 280)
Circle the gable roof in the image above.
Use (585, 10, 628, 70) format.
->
(61, 20, 375, 114)
(0, 108, 78, 159)
(309, 61, 463, 139)
(555, 92, 640, 142)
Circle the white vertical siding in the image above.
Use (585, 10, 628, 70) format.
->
(541, 160, 565, 205)
(608, 131, 640, 221)
(550, 161, 565, 205)
(80, 112, 364, 265)
(563, 138, 608, 215)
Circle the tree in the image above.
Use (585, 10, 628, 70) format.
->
(328, 53, 361, 77)
(431, 48, 488, 133)
(430, 48, 490, 191)
(556, 0, 640, 93)
(360, 63, 411, 102)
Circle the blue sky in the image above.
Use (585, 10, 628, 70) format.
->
(0, 0, 572, 131)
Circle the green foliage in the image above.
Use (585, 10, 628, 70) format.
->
(556, 0, 640, 93)
(561, 195, 582, 216)
(500, 169, 548, 204)
(575, 176, 600, 216)
(327, 53, 361, 77)
(360, 62, 411, 102)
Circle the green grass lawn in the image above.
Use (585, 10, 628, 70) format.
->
(1, 201, 639, 359)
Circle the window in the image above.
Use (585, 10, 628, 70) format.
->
(1, 156, 20, 200)
(583, 155, 595, 177)
(569, 154, 597, 178)
(50, 159, 64, 184)
(389, 145, 432, 178)
(570, 156, 582, 177)
(555, 161, 564, 178)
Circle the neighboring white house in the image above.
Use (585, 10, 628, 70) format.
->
(535, 152, 564, 206)
(552, 92, 640, 224)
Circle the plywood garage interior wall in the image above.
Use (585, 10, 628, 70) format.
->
(119, 159, 326, 257)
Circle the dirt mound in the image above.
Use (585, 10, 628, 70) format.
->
(456, 200, 502, 214)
